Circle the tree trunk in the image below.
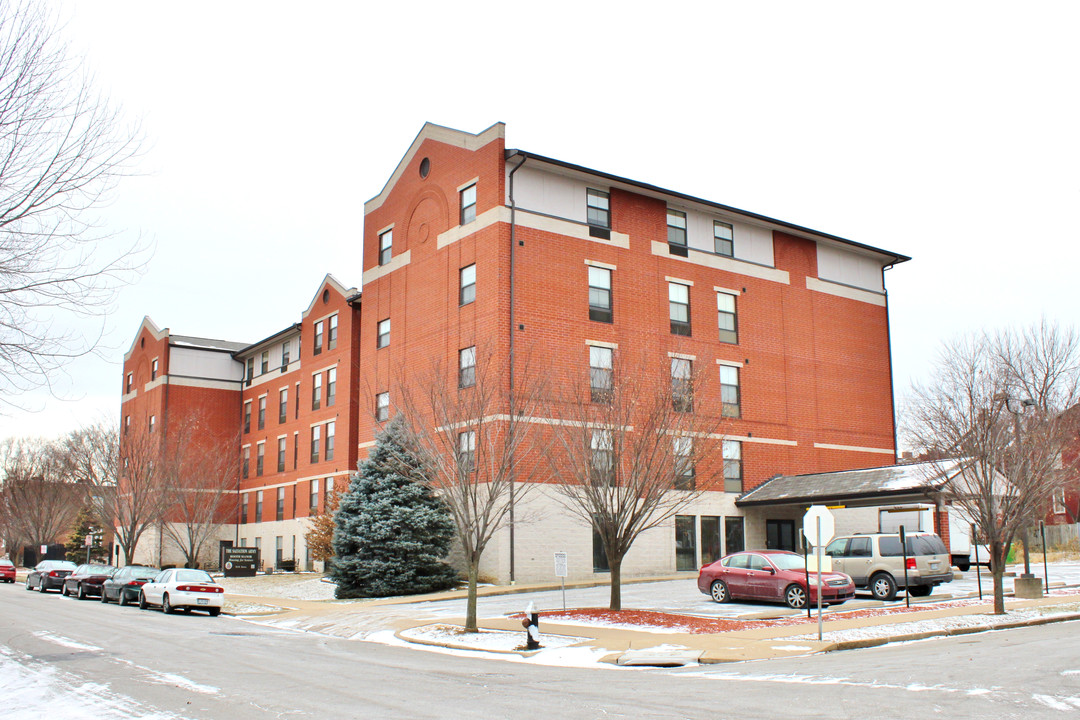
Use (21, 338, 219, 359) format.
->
(991, 540, 1006, 615)
(465, 559, 479, 633)
(608, 556, 622, 611)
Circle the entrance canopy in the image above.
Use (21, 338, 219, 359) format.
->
(736, 459, 965, 510)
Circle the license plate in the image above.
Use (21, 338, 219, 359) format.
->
(930, 562, 939, 570)
(197, 598, 208, 605)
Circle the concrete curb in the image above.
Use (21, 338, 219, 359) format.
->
(392, 624, 544, 657)
(827, 611, 1080, 652)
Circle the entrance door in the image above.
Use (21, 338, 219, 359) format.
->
(724, 517, 745, 555)
(766, 520, 796, 551)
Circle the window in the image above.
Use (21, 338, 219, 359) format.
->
(245, 358, 254, 385)
(725, 516, 745, 554)
(277, 438, 286, 473)
(377, 319, 390, 348)
(588, 266, 612, 323)
(593, 520, 609, 572)
(714, 220, 734, 257)
(261, 351, 269, 375)
(312, 373, 322, 411)
(243, 402, 251, 434)
(151, 359, 158, 381)
(589, 346, 613, 403)
(457, 431, 476, 476)
(723, 440, 742, 493)
(379, 229, 392, 266)
(258, 396, 266, 430)
(674, 436, 694, 490)
(279, 388, 288, 424)
(276, 487, 285, 522)
(701, 516, 722, 565)
(460, 264, 476, 306)
(126, 373, 133, 392)
(310, 478, 319, 513)
(314, 321, 324, 356)
(671, 358, 693, 412)
(256, 442, 265, 476)
(324, 477, 333, 510)
(586, 189, 610, 229)
(667, 209, 687, 255)
(255, 491, 263, 523)
(459, 346, 476, 388)
(591, 429, 614, 486)
(124, 415, 130, 434)
(675, 515, 697, 571)
(717, 292, 738, 344)
(325, 421, 335, 461)
(375, 392, 389, 422)
(327, 368, 336, 407)
(1054, 488, 1067, 514)
(310, 426, 321, 464)
(460, 183, 477, 225)
(719, 365, 740, 418)
(669, 283, 691, 336)
(328, 315, 338, 350)
(242, 447, 250, 479)
(241, 494, 249, 524)
(281, 340, 291, 368)
(149, 415, 156, 433)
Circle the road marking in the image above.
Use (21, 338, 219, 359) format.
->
(32, 632, 103, 652)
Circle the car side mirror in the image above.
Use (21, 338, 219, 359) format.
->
(767, 567, 775, 574)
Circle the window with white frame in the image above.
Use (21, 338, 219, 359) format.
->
(242, 447, 250, 479)
(375, 392, 389, 422)
(723, 440, 742, 493)
(241, 494, 249, 524)
(261, 350, 269, 375)
(460, 184, 477, 225)
(281, 340, 291, 368)
(588, 266, 612, 323)
(669, 282, 691, 336)
(310, 426, 321, 463)
(719, 365, 740, 418)
(243, 401, 251, 433)
(714, 220, 734, 257)
(1054, 488, 1067, 515)
(149, 415, 156, 433)
(379, 228, 392, 265)
(276, 487, 285, 521)
(589, 346, 613, 403)
(327, 368, 336, 407)
(460, 264, 476, 306)
(314, 321, 324, 356)
(258, 396, 266, 430)
(717, 292, 738, 344)
(126, 372, 133, 392)
(667, 209, 687, 255)
(459, 346, 476, 388)
(674, 436, 694, 490)
(325, 421, 335, 461)
(255, 490, 263, 522)
(312, 373, 322, 411)
(586, 188, 610, 229)
(310, 478, 319, 513)
(590, 429, 614, 486)
(151, 359, 158, 380)
(279, 388, 288, 424)
(256, 442, 265, 476)
(377, 319, 390, 349)
(328, 314, 338, 350)
(277, 437, 286, 473)
(671, 357, 693, 412)
(457, 431, 476, 476)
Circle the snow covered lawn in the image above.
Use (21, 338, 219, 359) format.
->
(398, 624, 588, 653)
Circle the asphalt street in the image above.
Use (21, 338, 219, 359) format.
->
(3, 581, 1079, 719)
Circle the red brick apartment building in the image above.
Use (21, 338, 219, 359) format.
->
(122, 123, 908, 581)
(120, 276, 360, 569)
(359, 122, 909, 583)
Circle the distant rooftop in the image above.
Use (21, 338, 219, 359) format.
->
(169, 335, 250, 353)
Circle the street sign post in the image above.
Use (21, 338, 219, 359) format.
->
(802, 505, 835, 641)
(554, 552, 568, 610)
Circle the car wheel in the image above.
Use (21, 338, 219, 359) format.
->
(77, 584, 86, 600)
(784, 584, 808, 609)
(100, 588, 109, 603)
(61, 583, 69, 597)
(25, 578, 32, 591)
(162, 593, 174, 614)
(118, 590, 128, 607)
(956, 560, 970, 572)
(709, 580, 729, 603)
(869, 573, 897, 602)
(208, 607, 221, 617)
(138, 591, 148, 610)
(909, 585, 933, 598)
(39, 581, 48, 593)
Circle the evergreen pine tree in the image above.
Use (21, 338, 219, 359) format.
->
(330, 414, 459, 598)
(65, 506, 105, 563)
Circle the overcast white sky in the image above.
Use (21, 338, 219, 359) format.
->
(1, 1, 1077, 446)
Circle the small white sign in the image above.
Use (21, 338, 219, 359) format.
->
(554, 551, 568, 578)
(802, 505, 836, 546)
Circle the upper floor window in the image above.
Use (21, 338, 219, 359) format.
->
(457, 430, 476, 476)
(243, 402, 251, 434)
(460, 264, 476, 306)
(125, 373, 133, 393)
(714, 221, 734, 257)
(377, 319, 390, 349)
(276, 487, 284, 521)
(258, 396, 266, 430)
(459, 346, 476, 389)
(242, 447, 250, 479)
(314, 321, 324, 356)
(260, 351, 269, 375)
(151, 359, 158, 381)
(255, 490, 263, 522)
(667, 209, 687, 255)
(327, 368, 336, 407)
(279, 388, 288, 424)
(460, 183, 477, 225)
(325, 421, 335, 461)
(586, 189, 610, 229)
(281, 340, 291, 368)
(149, 415, 156, 433)
(590, 429, 614, 486)
(669, 283, 691, 336)
(256, 442, 265, 476)
(245, 358, 254, 385)
(671, 357, 693, 413)
(375, 392, 389, 422)
(379, 229, 393, 266)
(723, 440, 742, 493)
(717, 292, 738, 344)
(719, 365, 741, 418)
(328, 314, 338, 350)
(310, 478, 319, 513)
(674, 436, 694, 490)
(277, 437, 286, 473)
(588, 267, 612, 323)
(310, 425, 321, 464)
(124, 415, 130, 434)
(589, 346, 613, 403)
(312, 373, 322, 411)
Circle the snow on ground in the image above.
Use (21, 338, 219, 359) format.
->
(365, 630, 618, 669)
(398, 624, 588, 652)
(217, 573, 336, 601)
(224, 600, 288, 615)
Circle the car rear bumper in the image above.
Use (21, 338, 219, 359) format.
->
(169, 590, 224, 609)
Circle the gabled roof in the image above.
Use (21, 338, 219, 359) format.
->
(301, 273, 358, 319)
(736, 459, 964, 508)
(123, 317, 167, 361)
(364, 122, 505, 214)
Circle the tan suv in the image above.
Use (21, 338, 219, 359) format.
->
(824, 532, 953, 601)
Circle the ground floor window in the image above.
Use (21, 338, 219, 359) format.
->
(725, 516, 745, 555)
(592, 524, 609, 572)
(675, 515, 698, 571)
(701, 516, 722, 565)
(766, 519, 797, 551)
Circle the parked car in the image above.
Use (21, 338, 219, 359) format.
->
(101, 565, 160, 605)
(697, 550, 856, 609)
(0, 558, 16, 583)
(61, 563, 116, 599)
(139, 568, 224, 616)
(24, 560, 78, 592)
(824, 532, 953, 601)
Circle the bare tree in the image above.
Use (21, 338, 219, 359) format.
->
(157, 415, 239, 569)
(304, 489, 338, 566)
(0, 0, 144, 407)
(906, 321, 1080, 614)
(66, 422, 169, 565)
(395, 346, 547, 632)
(548, 351, 724, 610)
(0, 436, 83, 560)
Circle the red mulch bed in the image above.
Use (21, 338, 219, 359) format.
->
(510, 589, 1080, 634)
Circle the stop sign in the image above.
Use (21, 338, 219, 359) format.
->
(802, 505, 835, 546)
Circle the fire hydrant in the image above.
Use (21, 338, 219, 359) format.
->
(522, 601, 540, 650)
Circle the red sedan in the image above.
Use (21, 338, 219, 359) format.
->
(698, 550, 855, 609)
(0, 558, 15, 583)
(62, 563, 116, 599)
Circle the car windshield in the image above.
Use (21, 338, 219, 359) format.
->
(85, 565, 113, 574)
(173, 570, 213, 583)
(131, 567, 160, 579)
(768, 554, 805, 571)
(44, 561, 77, 570)
(0, 559, 13, 567)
